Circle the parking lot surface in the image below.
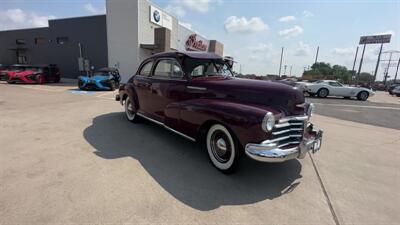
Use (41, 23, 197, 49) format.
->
(307, 92, 400, 130)
(1, 81, 399, 224)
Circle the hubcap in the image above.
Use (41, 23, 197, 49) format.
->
(125, 98, 135, 119)
(210, 131, 231, 163)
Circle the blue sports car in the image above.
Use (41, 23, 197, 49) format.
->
(78, 67, 121, 91)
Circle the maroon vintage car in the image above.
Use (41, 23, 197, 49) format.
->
(116, 51, 323, 173)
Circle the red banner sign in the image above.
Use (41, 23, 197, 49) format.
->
(185, 34, 208, 51)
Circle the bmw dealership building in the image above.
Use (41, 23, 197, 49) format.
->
(0, 0, 224, 81)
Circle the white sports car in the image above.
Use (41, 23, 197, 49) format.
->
(304, 80, 375, 101)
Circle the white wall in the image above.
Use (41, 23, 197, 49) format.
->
(106, 0, 139, 82)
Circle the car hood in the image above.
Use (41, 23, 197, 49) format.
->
(79, 75, 109, 82)
(11, 70, 36, 77)
(190, 77, 306, 116)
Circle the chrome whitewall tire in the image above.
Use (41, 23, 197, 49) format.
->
(206, 124, 238, 173)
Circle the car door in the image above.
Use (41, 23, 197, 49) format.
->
(133, 60, 154, 114)
(148, 58, 187, 125)
(328, 81, 348, 96)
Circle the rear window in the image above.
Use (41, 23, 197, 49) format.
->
(139, 61, 153, 76)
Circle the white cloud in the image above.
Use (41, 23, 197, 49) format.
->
(294, 42, 311, 56)
(279, 25, 303, 39)
(178, 21, 192, 30)
(165, 0, 222, 16)
(249, 43, 272, 53)
(279, 16, 296, 22)
(224, 16, 268, 33)
(0, 8, 56, 30)
(84, 3, 105, 15)
(2, 8, 27, 23)
(303, 10, 314, 17)
(165, 5, 186, 17)
(332, 47, 355, 56)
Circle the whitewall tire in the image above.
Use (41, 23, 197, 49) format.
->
(206, 124, 239, 173)
(124, 96, 138, 123)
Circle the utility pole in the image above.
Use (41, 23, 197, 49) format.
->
(289, 65, 292, 76)
(315, 46, 319, 64)
(278, 47, 284, 77)
(384, 51, 393, 84)
(283, 65, 287, 76)
(373, 43, 384, 81)
(395, 56, 400, 82)
(356, 44, 367, 85)
(351, 46, 359, 85)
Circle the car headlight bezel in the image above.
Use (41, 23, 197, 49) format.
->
(262, 112, 275, 132)
(307, 103, 315, 118)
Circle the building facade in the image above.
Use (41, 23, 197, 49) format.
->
(106, 0, 224, 82)
(0, 0, 223, 81)
(0, 15, 108, 79)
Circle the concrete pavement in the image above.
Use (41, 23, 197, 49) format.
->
(0, 82, 399, 224)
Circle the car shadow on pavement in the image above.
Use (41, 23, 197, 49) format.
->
(83, 112, 303, 211)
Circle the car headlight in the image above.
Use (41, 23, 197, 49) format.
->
(307, 103, 315, 118)
(262, 112, 275, 132)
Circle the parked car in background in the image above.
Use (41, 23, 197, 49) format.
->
(305, 80, 374, 101)
(78, 67, 121, 91)
(0, 64, 30, 81)
(388, 83, 400, 95)
(116, 51, 323, 173)
(392, 86, 400, 97)
(6, 64, 60, 84)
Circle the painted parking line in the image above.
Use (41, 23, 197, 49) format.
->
(313, 103, 400, 110)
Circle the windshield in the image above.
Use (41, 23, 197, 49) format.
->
(184, 58, 233, 78)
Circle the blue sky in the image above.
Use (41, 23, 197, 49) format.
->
(1, 0, 399, 79)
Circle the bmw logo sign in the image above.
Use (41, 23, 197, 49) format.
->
(153, 10, 161, 22)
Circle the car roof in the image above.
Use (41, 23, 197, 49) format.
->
(149, 51, 222, 60)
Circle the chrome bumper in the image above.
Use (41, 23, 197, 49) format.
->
(245, 129, 323, 163)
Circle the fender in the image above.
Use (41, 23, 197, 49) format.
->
(166, 98, 282, 147)
(120, 82, 140, 111)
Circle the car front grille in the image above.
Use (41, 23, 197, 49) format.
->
(269, 116, 308, 149)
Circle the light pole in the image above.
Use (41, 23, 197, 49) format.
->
(351, 46, 359, 85)
(289, 65, 292, 76)
(315, 46, 319, 64)
(278, 47, 284, 77)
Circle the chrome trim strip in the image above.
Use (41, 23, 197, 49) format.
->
(262, 134, 302, 144)
(186, 86, 207, 91)
(272, 128, 303, 135)
(164, 126, 196, 142)
(137, 112, 163, 125)
(136, 112, 196, 142)
(278, 116, 308, 123)
(274, 122, 304, 128)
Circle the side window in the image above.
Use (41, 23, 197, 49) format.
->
(139, 61, 153, 76)
(329, 82, 341, 87)
(153, 59, 183, 79)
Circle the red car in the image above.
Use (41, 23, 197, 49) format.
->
(7, 64, 61, 84)
(0, 64, 29, 81)
(116, 51, 323, 173)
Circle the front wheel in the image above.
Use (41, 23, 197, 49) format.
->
(124, 96, 139, 123)
(317, 88, 329, 98)
(206, 124, 239, 173)
(357, 91, 369, 101)
(78, 80, 85, 90)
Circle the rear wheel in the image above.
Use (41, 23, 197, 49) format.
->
(124, 96, 139, 123)
(78, 80, 85, 90)
(36, 75, 45, 84)
(317, 88, 329, 98)
(357, 91, 369, 101)
(206, 124, 239, 173)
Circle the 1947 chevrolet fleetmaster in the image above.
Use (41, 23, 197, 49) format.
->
(116, 51, 323, 173)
